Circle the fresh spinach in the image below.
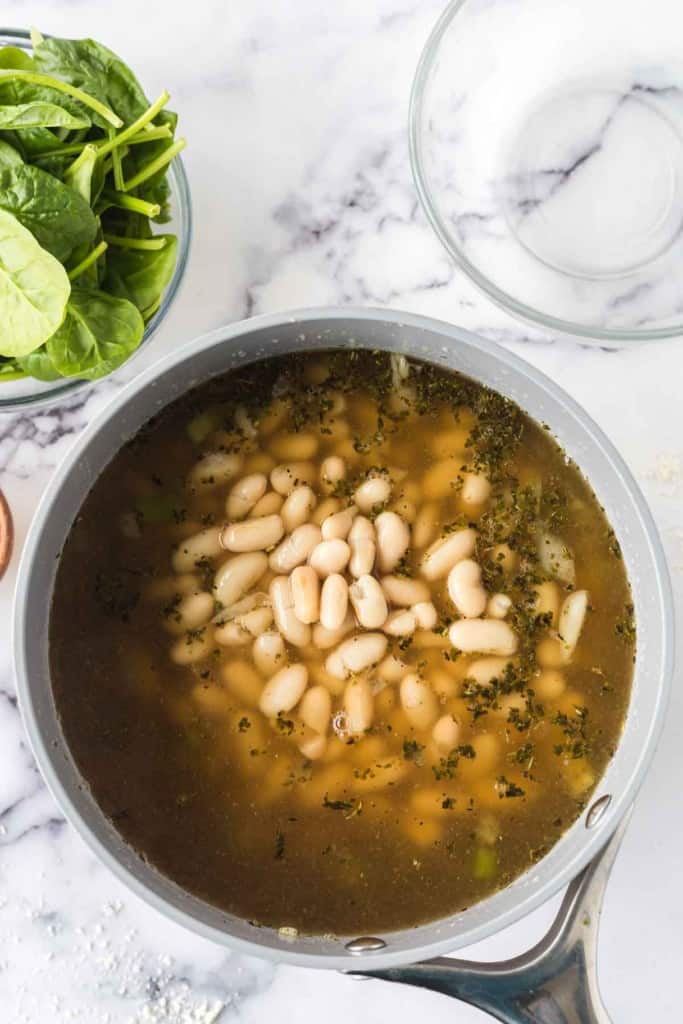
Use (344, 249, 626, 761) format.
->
(0, 163, 97, 262)
(0, 101, 90, 130)
(105, 234, 178, 318)
(45, 286, 144, 379)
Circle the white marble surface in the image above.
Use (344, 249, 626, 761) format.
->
(0, 1, 682, 1020)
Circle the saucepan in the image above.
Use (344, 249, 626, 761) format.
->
(13, 309, 673, 1022)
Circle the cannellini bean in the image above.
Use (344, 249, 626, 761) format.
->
(269, 432, 319, 460)
(466, 657, 513, 685)
(343, 678, 374, 735)
(300, 685, 332, 734)
(421, 528, 477, 580)
(220, 514, 284, 553)
(226, 473, 268, 520)
(221, 660, 263, 707)
(449, 619, 518, 656)
(412, 502, 439, 549)
(215, 606, 273, 645)
(430, 426, 469, 456)
(354, 474, 391, 512)
(312, 609, 356, 649)
(538, 532, 575, 585)
(298, 732, 327, 760)
(488, 593, 512, 619)
(312, 497, 342, 526)
(213, 551, 268, 607)
(321, 505, 357, 541)
(533, 581, 560, 627)
(308, 538, 350, 577)
(383, 609, 416, 637)
(290, 565, 320, 624)
(348, 516, 376, 577)
(270, 576, 311, 647)
(447, 558, 487, 618)
(269, 523, 322, 573)
(249, 490, 284, 518)
(243, 451, 275, 475)
(378, 654, 408, 683)
(349, 574, 388, 629)
(187, 451, 243, 492)
(320, 573, 349, 630)
(145, 573, 201, 603)
(491, 543, 517, 575)
(170, 628, 215, 665)
(413, 601, 438, 630)
(536, 636, 565, 668)
(535, 668, 566, 700)
(320, 455, 346, 493)
(432, 714, 461, 752)
(380, 574, 430, 606)
(390, 496, 417, 523)
(281, 485, 317, 532)
(375, 511, 410, 573)
(558, 590, 589, 659)
(253, 631, 286, 676)
(461, 472, 491, 507)
(400, 673, 439, 730)
(163, 591, 216, 635)
(422, 458, 461, 500)
(325, 633, 388, 679)
(172, 526, 223, 573)
(259, 663, 308, 717)
(270, 461, 316, 495)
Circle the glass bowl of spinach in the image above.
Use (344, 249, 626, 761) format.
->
(0, 28, 191, 411)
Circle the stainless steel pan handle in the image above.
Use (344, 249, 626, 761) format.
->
(354, 811, 631, 1024)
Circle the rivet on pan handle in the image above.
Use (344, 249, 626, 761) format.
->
(350, 809, 633, 1024)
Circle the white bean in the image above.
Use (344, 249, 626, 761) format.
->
(270, 432, 319, 460)
(412, 502, 439, 549)
(308, 538, 350, 577)
(375, 511, 410, 573)
(270, 461, 316, 495)
(249, 490, 284, 518)
(537, 531, 575, 585)
(220, 514, 284, 553)
(432, 714, 461, 752)
(535, 668, 566, 700)
(378, 654, 408, 683)
(215, 606, 273, 645)
(400, 673, 439, 730)
(348, 574, 388, 629)
(461, 472, 491, 507)
(259, 663, 308, 717)
(290, 565, 320, 624)
(348, 515, 376, 577)
(281, 485, 317, 532)
(298, 732, 327, 760)
(270, 576, 311, 647)
(187, 451, 243, 492)
(325, 633, 388, 679)
(449, 619, 518, 656)
(343, 677, 374, 735)
(269, 523, 322, 573)
(213, 551, 268, 607)
(221, 660, 262, 707)
(558, 590, 589, 660)
(320, 455, 346, 493)
(163, 591, 214, 635)
(312, 497, 342, 526)
(354, 475, 391, 513)
(488, 593, 512, 619)
(320, 574, 349, 630)
(383, 609, 416, 637)
(533, 581, 560, 627)
(312, 609, 355, 649)
(466, 657, 513, 685)
(380, 575, 430, 606)
(420, 528, 477, 580)
(170, 628, 215, 665)
(172, 526, 222, 573)
(234, 405, 257, 439)
(300, 685, 332, 734)
(321, 505, 357, 541)
(226, 473, 268, 520)
(412, 601, 438, 630)
(253, 631, 286, 676)
(144, 573, 201, 603)
(422, 458, 461, 500)
(447, 558, 487, 618)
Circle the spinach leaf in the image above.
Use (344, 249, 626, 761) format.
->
(0, 101, 90, 130)
(0, 47, 36, 71)
(104, 234, 177, 317)
(0, 164, 97, 262)
(32, 36, 149, 126)
(0, 139, 23, 169)
(15, 345, 61, 380)
(45, 286, 143, 379)
(0, 207, 70, 357)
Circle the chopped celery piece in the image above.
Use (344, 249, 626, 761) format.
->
(473, 846, 498, 880)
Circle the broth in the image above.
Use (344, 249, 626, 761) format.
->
(50, 350, 635, 936)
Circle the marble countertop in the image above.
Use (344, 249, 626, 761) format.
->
(1, 1, 682, 1020)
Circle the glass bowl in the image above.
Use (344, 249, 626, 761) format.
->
(0, 28, 192, 412)
(410, 0, 683, 344)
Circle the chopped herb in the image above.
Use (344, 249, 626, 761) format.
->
(274, 830, 285, 860)
(615, 603, 636, 645)
(496, 776, 525, 798)
(402, 739, 425, 763)
(238, 716, 251, 733)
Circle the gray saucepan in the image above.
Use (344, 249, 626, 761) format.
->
(13, 309, 674, 1022)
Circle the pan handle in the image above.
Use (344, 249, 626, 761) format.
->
(353, 810, 631, 1024)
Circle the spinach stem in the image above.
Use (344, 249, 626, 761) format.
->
(110, 129, 125, 191)
(34, 125, 172, 162)
(95, 91, 170, 160)
(100, 189, 161, 218)
(0, 70, 122, 127)
(103, 233, 167, 251)
(122, 137, 186, 192)
(65, 142, 97, 181)
(68, 240, 108, 281)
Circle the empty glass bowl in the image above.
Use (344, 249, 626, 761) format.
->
(0, 28, 192, 412)
(410, 0, 683, 343)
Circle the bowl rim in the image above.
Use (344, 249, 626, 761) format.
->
(409, 0, 683, 344)
(0, 27, 193, 413)
(13, 306, 675, 969)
